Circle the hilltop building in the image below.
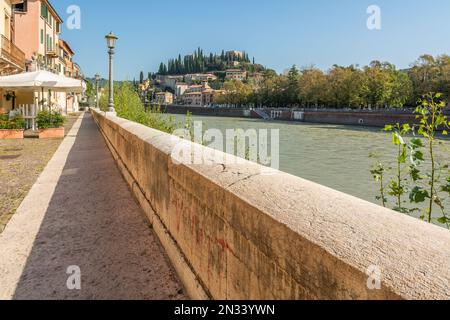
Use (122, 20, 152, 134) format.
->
(225, 69, 247, 81)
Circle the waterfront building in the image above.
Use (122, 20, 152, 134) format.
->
(154, 91, 173, 105)
(0, 0, 26, 75)
(58, 39, 74, 77)
(0, 0, 84, 115)
(0, 0, 26, 113)
(182, 82, 222, 107)
(14, 0, 63, 73)
(57, 39, 80, 112)
(175, 82, 188, 98)
(182, 91, 202, 106)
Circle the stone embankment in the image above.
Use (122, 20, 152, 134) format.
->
(92, 109, 450, 300)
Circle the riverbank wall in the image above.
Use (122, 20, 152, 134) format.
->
(91, 108, 450, 300)
(162, 105, 422, 127)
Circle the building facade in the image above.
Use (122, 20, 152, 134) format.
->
(14, 0, 63, 73)
(0, 0, 83, 115)
(184, 73, 217, 84)
(225, 69, 247, 81)
(182, 82, 223, 107)
(154, 91, 173, 105)
(0, 0, 26, 75)
(0, 0, 26, 113)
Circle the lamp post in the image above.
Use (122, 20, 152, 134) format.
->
(105, 32, 118, 113)
(95, 73, 100, 109)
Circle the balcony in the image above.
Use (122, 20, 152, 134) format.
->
(45, 46, 58, 58)
(0, 35, 26, 75)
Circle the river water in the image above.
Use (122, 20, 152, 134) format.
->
(172, 114, 450, 224)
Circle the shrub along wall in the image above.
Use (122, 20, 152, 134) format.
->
(91, 109, 450, 300)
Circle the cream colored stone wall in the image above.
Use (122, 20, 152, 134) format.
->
(91, 109, 450, 300)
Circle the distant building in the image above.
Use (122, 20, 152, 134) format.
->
(182, 82, 222, 106)
(58, 39, 74, 77)
(225, 69, 247, 81)
(226, 50, 244, 60)
(154, 91, 173, 105)
(183, 92, 202, 106)
(184, 73, 217, 84)
(156, 75, 184, 91)
(175, 83, 189, 98)
(201, 88, 215, 106)
(57, 39, 79, 113)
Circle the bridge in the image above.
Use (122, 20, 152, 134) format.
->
(0, 110, 449, 300)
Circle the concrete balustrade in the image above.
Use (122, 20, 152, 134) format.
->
(91, 109, 450, 300)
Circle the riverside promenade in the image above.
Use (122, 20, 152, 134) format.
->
(0, 113, 186, 300)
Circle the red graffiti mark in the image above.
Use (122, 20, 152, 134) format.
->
(216, 238, 235, 256)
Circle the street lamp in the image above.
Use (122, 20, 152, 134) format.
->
(105, 32, 118, 112)
(94, 73, 100, 109)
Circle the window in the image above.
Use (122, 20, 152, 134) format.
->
(41, 2, 48, 19)
(14, 0, 28, 13)
(55, 22, 60, 33)
(40, 29, 44, 44)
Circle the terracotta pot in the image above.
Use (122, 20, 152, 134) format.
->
(0, 129, 24, 139)
(38, 127, 65, 139)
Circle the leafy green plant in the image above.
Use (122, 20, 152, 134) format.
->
(370, 92, 450, 228)
(382, 123, 412, 213)
(370, 153, 389, 207)
(37, 111, 66, 129)
(413, 93, 450, 224)
(99, 82, 176, 134)
(0, 114, 25, 130)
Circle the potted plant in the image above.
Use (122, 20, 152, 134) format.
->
(37, 111, 66, 139)
(0, 114, 25, 139)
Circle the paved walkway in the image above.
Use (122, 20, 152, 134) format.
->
(0, 113, 187, 300)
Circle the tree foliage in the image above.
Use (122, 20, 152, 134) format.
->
(215, 54, 450, 109)
(157, 48, 260, 75)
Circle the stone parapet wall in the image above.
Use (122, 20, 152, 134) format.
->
(91, 109, 450, 300)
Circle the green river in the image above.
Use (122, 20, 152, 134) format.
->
(172, 114, 450, 225)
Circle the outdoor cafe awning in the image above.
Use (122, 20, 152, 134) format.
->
(0, 70, 86, 93)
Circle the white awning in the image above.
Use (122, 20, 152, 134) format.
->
(0, 70, 86, 93)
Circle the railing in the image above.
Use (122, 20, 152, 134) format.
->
(17, 104, 40, 130)
(45, 46, 58, 57)
(1, 35, 26, 70)
(253, 108, 270, 120)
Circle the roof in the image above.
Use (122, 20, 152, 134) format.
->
(44, 0, 64, 23)
(59, 39, 74, 56)
(226, 69, 245, 73)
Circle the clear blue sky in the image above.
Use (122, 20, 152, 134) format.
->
(52, 0, 450, 80)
